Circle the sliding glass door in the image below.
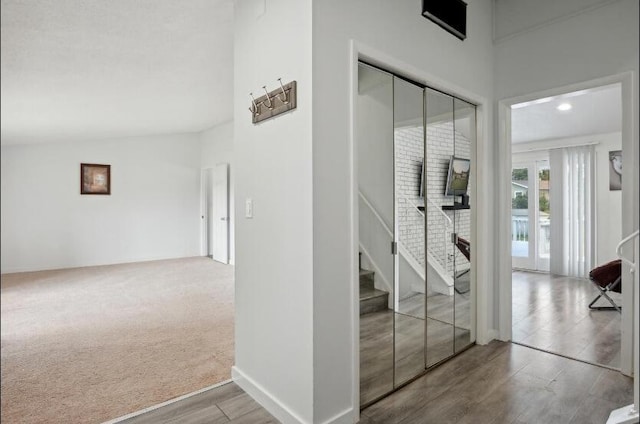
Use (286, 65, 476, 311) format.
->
(511, 160, 550, 271)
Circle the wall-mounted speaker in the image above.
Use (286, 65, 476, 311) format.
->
(422, 0, 467, 40)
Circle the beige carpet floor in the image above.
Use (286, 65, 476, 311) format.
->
(1, 257, 234, 424)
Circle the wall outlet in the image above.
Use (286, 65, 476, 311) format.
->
(245, 198, 253, 218)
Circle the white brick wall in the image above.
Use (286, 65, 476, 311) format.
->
(395, 122, 472, 275)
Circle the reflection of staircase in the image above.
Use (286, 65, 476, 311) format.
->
(359, 269, 389, 315)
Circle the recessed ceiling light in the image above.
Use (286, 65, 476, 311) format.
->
(557, 103, 572, 111)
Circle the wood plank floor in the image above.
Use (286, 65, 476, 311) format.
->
(360, 291, 473, 405)
(118, 341, 634, 424)
(117, 382, 278, 424)
(361, 341, 633, 424)
(512, 271, 621, 368)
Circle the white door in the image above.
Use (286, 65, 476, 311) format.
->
(205, 169, 214, 257)
(511, 160, 550, 272)
(212, 163, 229, 264)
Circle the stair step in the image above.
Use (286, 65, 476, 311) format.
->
(359, 269, 375, 291)
(360, 287, 389, 315)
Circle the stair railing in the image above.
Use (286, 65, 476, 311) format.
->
(358, 190, 453, 277)
(399, 194, 452, 275)
(358, 191, 393, 238)
(607, 230, 639, 424)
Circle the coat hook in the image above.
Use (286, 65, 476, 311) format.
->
(249, 93, 260, 116)
(262, 86, 274, 110)
(277, 78, 289, 104)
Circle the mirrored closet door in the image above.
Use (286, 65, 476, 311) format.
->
(358, 62, 477, 407)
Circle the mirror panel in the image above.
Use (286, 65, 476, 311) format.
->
(453, 97, 475, 352)
(393, 76, 426, 386)
(357, 63, 395, 405)
(358, 63, 477, 406)
(424, 87, 456, 368)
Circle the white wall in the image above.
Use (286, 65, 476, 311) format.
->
(200, 121, 235, 265)
(232, 0, 314, 423)
(493, 0, 638, 238)
(1, 133, 202, 273)
(495, 0, 638, 351)
(493, 0, 616, 42)
(312, 1, 495, 422)
(595, 134, 623, 264)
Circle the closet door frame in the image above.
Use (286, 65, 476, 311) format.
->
(352, 48, 489, 421)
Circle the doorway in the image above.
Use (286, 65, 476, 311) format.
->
(202, 163, 230, 264)
(502, 79, 631, 372)
(357, 62, 476, 407)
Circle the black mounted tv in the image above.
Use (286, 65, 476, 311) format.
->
(419, 160, 425, 198)
(444, 156, 470, 196)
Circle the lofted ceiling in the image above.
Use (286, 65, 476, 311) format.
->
(511, 83, 621, 144)
(0, 0, 233, 145)
(1, 1, 623, 147)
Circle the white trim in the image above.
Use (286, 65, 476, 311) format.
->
(606, 404, 639, 424)
(486, 329, 500, 342)
(348, 40, 359, 424)
(103, 379, 233, 423)
(497, 72, 637, 377)
(232, 366, 308, 424)
(498, 98, 513, 342)
(320, 408, 356, 424)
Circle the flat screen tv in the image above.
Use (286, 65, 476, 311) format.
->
(419, 160, 425, 198)
(444, 156, 470, 196)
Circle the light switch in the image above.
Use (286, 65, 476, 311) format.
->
(245, 198, 253, 218)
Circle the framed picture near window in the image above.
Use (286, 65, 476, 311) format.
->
(81, 163, 111, 195)
(609, 150, 622, 191)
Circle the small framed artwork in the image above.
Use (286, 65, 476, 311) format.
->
(81, 163, 111, 195)
(609, 150, 622, 191)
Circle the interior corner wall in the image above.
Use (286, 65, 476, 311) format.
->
(200, 121, 235, 265)
(0, 133, 202, 273)
(311, 1, 495, 422)
(594, 133, 623, 264)
(232, 0, 314, 423)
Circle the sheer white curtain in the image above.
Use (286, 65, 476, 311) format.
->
(549, 145, 595, 278)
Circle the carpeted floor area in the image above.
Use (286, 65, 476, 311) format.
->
(1, 257, 234, 424)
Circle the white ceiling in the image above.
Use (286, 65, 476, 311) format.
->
(1, 1, 622, 147)
(511, 83, 622, 144)
(493, 0, 612, 41)
(1, 0, 233, 145)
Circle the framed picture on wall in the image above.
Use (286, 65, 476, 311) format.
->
(81, 163, 111, 195)
(609, 150, 622, 191)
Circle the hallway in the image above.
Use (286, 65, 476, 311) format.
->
(512, 271, 621, 368)
(122, 341, 634, 424)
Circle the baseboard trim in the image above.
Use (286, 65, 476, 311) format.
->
(320, 407, 355, 424)
(232, 366, 309, 424)
(103, 378, 233, 423)
(487, 328, 500, 342)
(477, 328, 500, 345)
